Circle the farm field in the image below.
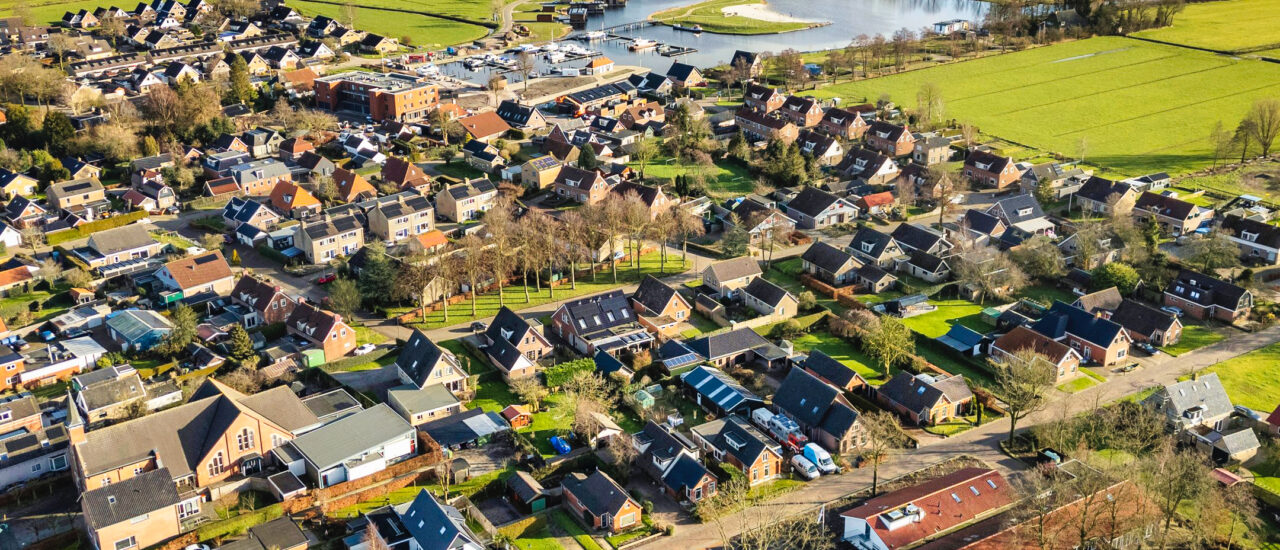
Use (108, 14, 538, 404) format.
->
(0, 0, 104, 24)
(649, 0, 813, 35)
(1132, 0, 1280, 53)
(807, 37, 1280, 177)
(632, 156, 753, 198)
(1195, 340, 1280, 412)
(288, 0, 490, 48)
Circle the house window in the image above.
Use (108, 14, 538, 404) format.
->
(101, 476, 111, 486)
(50, 455, 66, 470)
(271, 434, 286, 449)
(618, 512, 636, 527)
(30, 463, 40, 472)
(208, 452, 225, 477)
(115, 537, 137, 550)
(237, 428, 255, 452)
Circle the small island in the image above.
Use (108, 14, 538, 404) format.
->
(650, 0, 829, 35)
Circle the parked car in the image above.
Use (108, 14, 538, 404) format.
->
(1119, 362, 1140, 373)
(1235, 405, 1261, 420)
(791, 455, 820, 480)
(802, 443, 838, 474)
(1160, 306, 1183, 317)
(354, 344, 376, 356)
(470, 321, 488, 332)
(316, 273, 337, 284)
(1135, 342, 1158, 356)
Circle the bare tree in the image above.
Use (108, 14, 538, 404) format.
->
(452, 235, 490, 316)
(915, 82, 944, 130)
(516, 52, 535, 93)
(510, 377, 549, 411)
(952, 247, 1028, 304)
(930, 170, 967, 228)
(670, 205, 706, 265)
(1245, 97, 1280, 157)
(484, 197, 519, 307)
(990, 347, 1056, 448)
(1009, 235, 1066, 279)
(1142, 441, 1211, 550)
(560, 210, 590, 290)
(1209, 120, 1234, 168)
(860, 411, 910, 496)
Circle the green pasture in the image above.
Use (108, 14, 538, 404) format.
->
(1133, 0, 1280, 53)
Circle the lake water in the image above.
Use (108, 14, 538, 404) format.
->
(440, 0, 988, 85)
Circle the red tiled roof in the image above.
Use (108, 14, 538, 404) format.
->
(269, 180, 320, 211)
(332, 168, 376, 202)
(162, 250, 232, 290)
(857, 191, 895, 208)
(413, 230, 447, 250)
(458, 111, 512, 140)
(992, 326, 1076, 365)
(842, 468, 1013, 549)
(0, 266, 32, 289)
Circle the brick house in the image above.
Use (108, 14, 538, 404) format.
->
(286, 302, 357, 361)
(779, 95, 823, 127)
(691, 416, 783, 486)
(818, 107, 869, 140)
(990, 325, 1083, 384)
(630, 275, 691, 336)
(480, 306, 553, 379)
(735, 108, 798, 143)
(230, 275, 296, 328)
(786, 186, 858, 229)
(702, 256, 762, 298)
(1163, 269, 1252, 322)
(561, 470, 643, 533)
(1134, 191, 1214, 236)
(1220, 214, 1280, 265)
(633, 421, 718, 504)
(552, 165, 610, 205)
(865, 121, 915, 157)
(1109, 299, 1182, 347)
(1029, 301, 1132, 367)
(772, 368, 864, 454)
(230, 158, 292, 197)
(743, 83, 784, 113)
(155, 250, 235, 297)
(963, 150, 1020, 189)
(801, 240, 861, 286)
(874, 373, 974, 426)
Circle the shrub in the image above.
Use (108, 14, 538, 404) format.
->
(543, 357, 596, 388)
(797, 290, 817, 312)
(771, 319, 803, 340)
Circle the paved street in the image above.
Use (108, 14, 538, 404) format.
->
(639, 324, 1280, 549)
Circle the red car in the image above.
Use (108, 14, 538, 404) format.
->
(316, 274, 337, 284)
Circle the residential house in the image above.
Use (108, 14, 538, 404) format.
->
(557, 81, 637, 117)
(155, 250, 235, 299)
(479, 306, 552, 379)
(610, 181, 672, 219)
(630, 275, 691, 336)
(796, 130, 844, 165)
(355, 490, 483, 550)
(107, 309, 172, 351)
(874, 373, 973, 426)
(633, 421, 718, 503)
(1023, 162, 1091, 200)
(382, 157, 431, 190)
(4, 196, 46, 228)
(985, 194, 1054, 236)
(495, 100, 547, 130)
(551, 290, 654, 356)
(666, 61, 705, 87)
(73, 379, 321, 499)
(819, 107, 869, 140)
(801, 350, 867, 392)
(741, 278, 798, 318)
(1221, 214, 1280, 265)
(723, 196, 796, 238)
(561, 471, 643, 533)
(835, 148, 899, 185)
(680, 364, 766, 417)
(1, 337, 105, 392)
(268, 181, 321, 219)
(582, 56, 615, 75)
(461, 140, 505, 173)
(899, 250, 951, 284)
(840, 468, 1014, 549)
(891, 223, 952, 256)
(222, 197, 280, 234)
(217, 518, 308, 550)
(772, 368, 864, 453)
(729, 50, 763, 77)
(913, 135, 953, 166)
(963, 151, 1020, 189)
(0, 170, 37, 199)
(230, 275, 296, 328)
(1109, 299, 1182, 346)
(1073, 287, 1123, 316)
(735, 108, 798, 143)
(279, 404, 415, 487)
(458, 111, 512, 143)
(1144, 374, 1260, 463)
(0, 397, 70, 489)
(801, 240, 861, 286)
(81, 225, 164, 268)
(294, 214, 364, 263)
(1134, 191, 1214, 236)
(848, 227, 904, 269)
(1073, 176, 1136, 215)
(1163, 269, 1252, 322)
(742, 83, 784, 113)
(230, 159, 292, 197)
(619, 101, 664, 130)
(332, 168, 377, 204)
(436, 178, 497, 222)
(47, 178, 109, 219)
(71, 365, 169, 423)
(691, 416, 783, 486)
(81, 468, 181, 550)
(521, 156, 562, 190)
(394, 329, 466, 394)
(855, 192, 895, 217)
(990, 325, 1083, 384)
(787, 186, 858, 230)
(126, 181, 177, 211)
(367, 193, 436, 245)
(1030, 301, 1132, 366)
(865, 121, 915, 157)
(551, 165, 608, 205)
(702, 256, 762, 298)
(1123, 172, 1173, 193)
(287, 302, 356, 361)
(779, 95, 823, 127)
(1057, 227, 1125, 268)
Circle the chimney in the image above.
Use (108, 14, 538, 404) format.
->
(65, 390, 86, 447)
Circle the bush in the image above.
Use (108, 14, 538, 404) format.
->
(797, 290, 817, 312)
(543, 357, 595, 388)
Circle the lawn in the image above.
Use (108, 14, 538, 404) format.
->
(433, 162, 487, 180)
(1249, 456, 1280, 508)
(1160, 321, 1227, 356)
(649, 0, 815, 34)
(1132, 0, 1280, 53)
(151, 231, 198, 251)
(551, 509, 605, 550)
(1194, 340, 1280, 411)
(679, 311, 722, 339)
(786, 328, 889, 383)
(899, 299, 989, 338)
(1057, 374, 1100, 394)
(923, 420, 973, 437)
(763, 258, 846, 314)
(806, 36, 1280, 177)
(471, 377, 642, 458)
(287, 0, 490, 48)
(0, 0, 104, 24)
(1015, 285, 1076, 306)
(400, 251, 689, 330)
(0, 287, 73, 325)
(512, 525, 564, 550)
(353, 324, 389, 346)
(633, 157, 752, 199)
(915, 345, 996, 387)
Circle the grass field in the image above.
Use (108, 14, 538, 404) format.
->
(900, 299, 989, 338)
(288, 0, 490, 48)
(0, 0, 104, 24)
(1132, 0, 1280, 53)
(807, 36, 1280, 177)
(1160, 321, 1227, 356)
(1195, 340, 1280, 411)
(632, 157, 753, 199)
(649, 0, 813, 35)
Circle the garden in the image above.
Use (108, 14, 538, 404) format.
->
(1193, 340, 1280, 411)
(898, 299, 990, 338)
(1160, 320, 1228, 356)
(287, 0, 491, 48)
(629, 156, 752, 199)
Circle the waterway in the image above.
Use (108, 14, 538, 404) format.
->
(439, 0, 988, 85)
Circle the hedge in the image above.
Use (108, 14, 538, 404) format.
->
(255, 244, 290, 264)
(543, 357, 595, 388)
(47, 211, 148, 245)
(321, 346, 396, 372)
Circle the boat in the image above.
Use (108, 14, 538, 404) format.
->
(540, 42, 558, 52)
(672, 24, 703, 33)
(582, 30, 606, 40)
(629, 38, 657, 51)
(544, 51, 566, 63)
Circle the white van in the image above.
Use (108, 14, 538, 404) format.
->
(791, 455, 820, 480)
(803, 443, 838, 474)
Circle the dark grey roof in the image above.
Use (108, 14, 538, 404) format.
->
(1166, 269, 1249, 311)
(848, 227, 895, 259)
(485, 306, 536, 347)
(801, 240, 856, 274)
(508, 471, 545, 504)
(558, 290, 637, 339)
(988, 194, 1046, 225)
(1029, 301, 1126, 348)
(300, 388, 363, 422)
(680, 364, 761, 413)
(803, 350, 862, 388)
(687, 327, 770, 360)
(1108, 299, 1177, 338)
(1135, 191, 1201, 221)
(773, 367, 840, 427)
(496, 100, 537, 126)
(666, 61, 699, 82)
(691, 416, 776, 469)
(446, 178, 497, 200)
(877, 372, 973, 416)
(905, 250, 947, 274)
(730, 50, 759, 67)
(420, 408, 510, 447)
(632, 275, 680, 315)
(835, 147, 894, 180)
(1074, 287, 1122, 314)
(81, 467, 179, 529)
(1221, 214, 1280, 248)
(396, 329, 453, 388)
(964, 150, 1012, 174)
(88, 225, 155, 255)
(707, 256, 761, 282)
(1146, 372, 1233, 420)
(1075, 176, 1131, 204)
(287, 404, 412, 471)
(787, 186, 843, 218)
(742, 277, 792, 308)
(891, 223, 947, 253)
(561, 470, 633, 516)
(237, 517, 309, 550)
(402, 489, 480, 550)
